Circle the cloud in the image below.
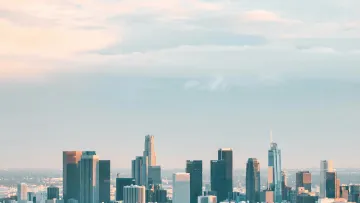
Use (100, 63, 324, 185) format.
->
(1, 0, 360, 81)
(241, 10, 302, 24)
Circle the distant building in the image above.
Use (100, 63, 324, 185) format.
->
(134, 156, 144, 185)
(228, 192, 246, 202)
(63, 151, 82, 202)
(146, 185, 167, 203)
(198, 195, 217, 203)
(123, 185, 146, 203)
(326, 172, 337, 198)
(261, 190, 274, 203)
(17, 183, 28, 201)
(218, 148, 233, 200)
(172, 173, 190, 203)
(148, 165, 162, 186)
(210, 160, 226, 202)
(296, 171, 312, 192)
(79, 151, 99, 203)
(116, 177, 135, 201)
(99, 160, 111, 203)
(320, 160, 334, 198)
(339, 185, 349, 200)
(268, 137, 282, 203)
(27, 192, 36, 203)
(47, 186, 60, 200)
(246, 158, 261, 203)
(349, 184, 360, 202)
(186, 160, 203, 203)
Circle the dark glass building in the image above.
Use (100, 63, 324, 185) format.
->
(296, 171, 312, 192)
(47, 186, 59, 200)
(63, 151, 82, 202)
(211, 160, 227, 202)
(246, 158, 260, 203)
(146, 185, 168, 203)
(326, 172, 336, 198)
(116, 178, 135, 201)
(186, 160, 203, 203)
(218, 148, 233, 198)
(99, 160, 111, 203)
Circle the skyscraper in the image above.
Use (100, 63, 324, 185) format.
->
(116, 177, 135, 201)
(218, 148, 233, 199)
(131, 159, 136, 179)
(144, 135, 156, 166)
(123, 185, 146, 203)
(326, 172, 337, 198)
(246, 158, 261, 203)
(79, 151, 99, 203)
(268, 137, 282, 203)
(99, 160, 110, 203)
(47, 186, 59, 200)
(63, 151, 82, 202)
(186, 160, 203, 203)
(296, 171, 312, 192)
(320, 160, 334, 198)
(210, 160, 226, 202)
(17, 183, 28, 201)
(134, 156, 144, 185)
(148, 165, 162, 186)
(172, 173, 190, 203)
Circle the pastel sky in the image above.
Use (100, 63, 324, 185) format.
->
(1, 0, 360, 169)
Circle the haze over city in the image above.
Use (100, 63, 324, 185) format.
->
(1, 0, 360, 170)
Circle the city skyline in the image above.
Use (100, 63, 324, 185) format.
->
(1, 0, 360, 169)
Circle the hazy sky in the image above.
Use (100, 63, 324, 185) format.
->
(1, 0, 360, 169)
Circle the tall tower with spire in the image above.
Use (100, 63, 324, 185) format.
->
(142, 135, 157, 188)
(268, 130, 282, 203)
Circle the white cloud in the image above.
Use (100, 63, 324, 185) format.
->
(241, 10, 302, 24)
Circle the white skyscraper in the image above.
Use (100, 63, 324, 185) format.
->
(320, 160, 334, 198)
(198, 195, 217, 203)
(79, 151, 99, 203)
(123, 185, 146, 203)
(144, 135, 156, 166)
(17, 183, 28, 201)
(172, 173, 190, 203)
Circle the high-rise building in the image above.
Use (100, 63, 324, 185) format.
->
(142, 135, 157, 188)
(47, 186, 60, 200)
(172, 173, 190, 203)
(218, 148, 233, 199)
(320, 160, 334, 198)
(148, 165, 162, 186)
(210, 160, 226, 202)
(325, 171, 336, 198)
(296, 171, 312, 192)
(246, 158, 261, 203)
(131, 160, 136, 179)
(198, 195, 217, 203)
(99, 160, 110, 203)
(268, 137, 282, 203)
(340, 185, 349, 200)
(134, 156, 144, 185)
(186, 160, 203, 203)
(123, 185, 146, 203)
(349, 184, 360, 202)
(116, 177, 135, 201)
(79, 151, 99, 203)
(63, 151, 82, 202)
(17, 183, 28, 201)
(281, 171, 290, 201)
(144, 135, 156, 166)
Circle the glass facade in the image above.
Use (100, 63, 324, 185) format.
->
(268, 143, 282, 203)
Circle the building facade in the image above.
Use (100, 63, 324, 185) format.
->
(268, 142, 282, 203)
(17, 183, 28, 201)
(198, 195, 217, 203)
(246, 158, 261, 203)
(218, 148, 233, 200)
(99, 160, 110, 203)
(210, 160, 226, 202)
(116, 177, 135, 201)
(320, 160, 334, 198)
(79, 151, 99, 203)
(296, 171, 312, 192)
(172, 173, 190, 203)
(123, 185, 146, 203)
(186, 160, 203, 203)
(63, 151, 82, 202)
(47, 186, 59, 200)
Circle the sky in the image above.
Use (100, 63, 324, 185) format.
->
(1, 0, 360, 169)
